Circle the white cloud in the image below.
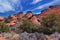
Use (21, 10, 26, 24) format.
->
(11, 0, 19, 3)
(31, 0, 42, 4)
(32, 0, 60, 11)
(0, 0, 15, 13)
(34, 12, 41, 14)
(0, 0, 22, 13)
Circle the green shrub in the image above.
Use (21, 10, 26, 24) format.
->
(40, 26, 55, 35)
(0, 22, 10, 33)
(41, 12, 56, 34)
(5, 18, 12, 23)
(17, 12, 60, 34)
(18, 19, 41, 33)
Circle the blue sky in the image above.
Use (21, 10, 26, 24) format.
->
(0, 0, 60, 17)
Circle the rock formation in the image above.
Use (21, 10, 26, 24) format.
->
(37, 5, 60, 19)
(25, 11, 33, 18)
(17, 12, 24, 19)
(2, 5, 60, 26)
(0, 16, 4, 21)
(8, 14, 17, 20)
(7, 14, 17, 26)
(30, 15, 40, 25)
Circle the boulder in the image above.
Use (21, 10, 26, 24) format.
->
(0, 16, 4, 21)
(0, 36, 6, 40)
(0, 34, 7, 40)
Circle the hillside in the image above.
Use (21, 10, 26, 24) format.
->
(0, 5, 60, 40)
(0, 5, 60, 26)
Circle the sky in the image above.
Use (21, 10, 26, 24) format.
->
(0, 0, 60, 17)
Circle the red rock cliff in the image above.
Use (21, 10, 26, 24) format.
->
(25, 11, 33, 18)
(37, 5, 60, 19)
(5, 5, 60, 26)
(17, 12, 24, 19)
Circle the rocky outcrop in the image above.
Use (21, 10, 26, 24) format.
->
(37, 5, 60, 19)
(25, 11, 33, 18)
(7, 14, 17, 26)
(8, 14, 17, 20)
(3, 5, 60, 26)
(0, 16, 4, 21)
(30, 15, 40, 25)
(17, 12, 24, 19)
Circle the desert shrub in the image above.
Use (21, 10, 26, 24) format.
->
(5, 18, 12, 23)
(18, 19, 41, 33)
(17, 12, 60, 34)
(40, 26, 55, 35)
(54, 15, 60, 32)
(41, 12, 56, 35)
(0, 22, 10, 33)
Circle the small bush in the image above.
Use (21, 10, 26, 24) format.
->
(0, 22, 10, 33)
(5, 18, 12, 23)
